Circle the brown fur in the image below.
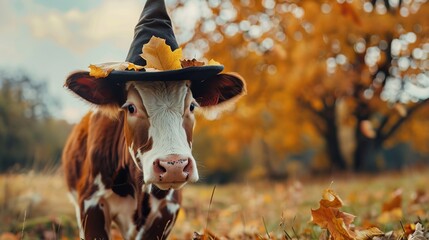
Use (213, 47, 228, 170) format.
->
(62, 111, 180, 239)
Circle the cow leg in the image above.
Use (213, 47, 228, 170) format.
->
(67, 191, 84, 239)
(81, 197, 111, 240)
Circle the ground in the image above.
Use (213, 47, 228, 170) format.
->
(0, 167, 428, 239)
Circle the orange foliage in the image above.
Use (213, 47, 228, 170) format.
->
(171, 0, 429, 177)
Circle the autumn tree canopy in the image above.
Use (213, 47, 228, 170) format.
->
(169, 0, 429, 179)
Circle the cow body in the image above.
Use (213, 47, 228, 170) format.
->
(62, 76, 245, 239)
(64, 111, 180, 239)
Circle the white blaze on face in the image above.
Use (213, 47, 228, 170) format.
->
(129, 81, 199, 185)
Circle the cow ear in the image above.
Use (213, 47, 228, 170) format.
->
(65, 71, 126, 106)
(192, 72, 246, 107)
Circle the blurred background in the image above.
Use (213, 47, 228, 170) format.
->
(0, 0, 428, 238)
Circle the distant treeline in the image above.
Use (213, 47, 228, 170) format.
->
(0, 71, 73, 172)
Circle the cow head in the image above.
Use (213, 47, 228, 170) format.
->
(65, 72, 245, 190)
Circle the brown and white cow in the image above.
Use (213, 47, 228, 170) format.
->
(62, 71, 245, 239)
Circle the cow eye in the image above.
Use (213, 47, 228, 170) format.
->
(127, 104, 137, 114)
(190, 102, 197, 112)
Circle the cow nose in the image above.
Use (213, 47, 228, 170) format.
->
(153, 155, 192, 182)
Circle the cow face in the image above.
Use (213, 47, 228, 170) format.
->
(123, 80, 197, 190)
(65, 72, 245, 190)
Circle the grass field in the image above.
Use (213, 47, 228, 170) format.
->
(0, 168, 428, 239)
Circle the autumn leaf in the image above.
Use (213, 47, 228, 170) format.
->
(382, 188, 402, 212)
(312, 207, 356, 240)
(192, 229, 217, 240)
(377, 189, 403, 224)
(140, 36, 182, 70)
(127, 63, 145, 71)
(355, 227, 384, 240)
(404, 223, 417, 237)
(408, 223, 427, 240)
(377, 208, 402, 224)
(181, 59, 205, 68)
(320, 188, 344, 208)
(311, 188, 356, 240)
(89, 62, 144, 78)
(208, 59, 221, 66)
(411, 189, 429, 205)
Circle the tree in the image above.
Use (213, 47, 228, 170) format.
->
(0, 71, 72, 171)
(170, 0, 429, 177)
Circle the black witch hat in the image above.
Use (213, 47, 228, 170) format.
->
(95, 0, 223, 82)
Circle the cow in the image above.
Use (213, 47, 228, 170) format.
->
(62, 71, 246, 239)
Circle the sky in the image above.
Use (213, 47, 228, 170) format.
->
(0, 0, 202, 123)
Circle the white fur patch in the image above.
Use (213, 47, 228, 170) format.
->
(166, 189, 174, 201)
(67, 191, 84, 239)
(128, 81, 199, 184)
(83, 174, 112, 212)
(166, 202, 180, 214)
(142, 183, 152, 193)
(136, 227, 145, 240)
(128, 142, 142, 171)
(149, 195, 162, 219)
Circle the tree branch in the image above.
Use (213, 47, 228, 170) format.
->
(380, 98, 429, 142)
(297, 98, 327, 135)
(375, 114, 391, 139)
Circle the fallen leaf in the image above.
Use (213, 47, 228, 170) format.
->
(404, 223, 416, 237)
(192, 229, 217, 240)
(0, 232, 19, 240)
(355, 227, 384, 240)
(311, 188, 356, 240)
(382, 189, 402, 212)
(181, 59, 205, 68)
(320, 188, 344, 208)
(408, 223, 426, 240)
(376, 208, 402, 224)
(141, 36, 182, 70)
(411, 189, 428, 205)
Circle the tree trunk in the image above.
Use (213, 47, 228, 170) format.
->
(260, 140, 288, 180)
(353, 121, 383, 172)
(323, 119, 347, 171)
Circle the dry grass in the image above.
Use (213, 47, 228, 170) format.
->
(0, 168, 428, 239)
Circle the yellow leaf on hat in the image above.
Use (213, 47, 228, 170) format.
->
(89, 64, 113, 78)
(89, 62, 144, 78)
(208, 59, 221, 66)
(140, 36, 182, 70)
(181, 59, 205, 68)
(127, 63, 144, 71)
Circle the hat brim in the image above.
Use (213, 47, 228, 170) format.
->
(105, 65, 224, 82)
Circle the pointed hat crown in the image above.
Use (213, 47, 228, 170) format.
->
(126, 0, 178, 66)
(81, 0, 224, 82)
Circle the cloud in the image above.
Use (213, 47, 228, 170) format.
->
(27, 0, 142, 52)
(0, 0, 16, 31)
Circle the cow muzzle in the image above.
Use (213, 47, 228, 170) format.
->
(149, 154, 198, 190)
